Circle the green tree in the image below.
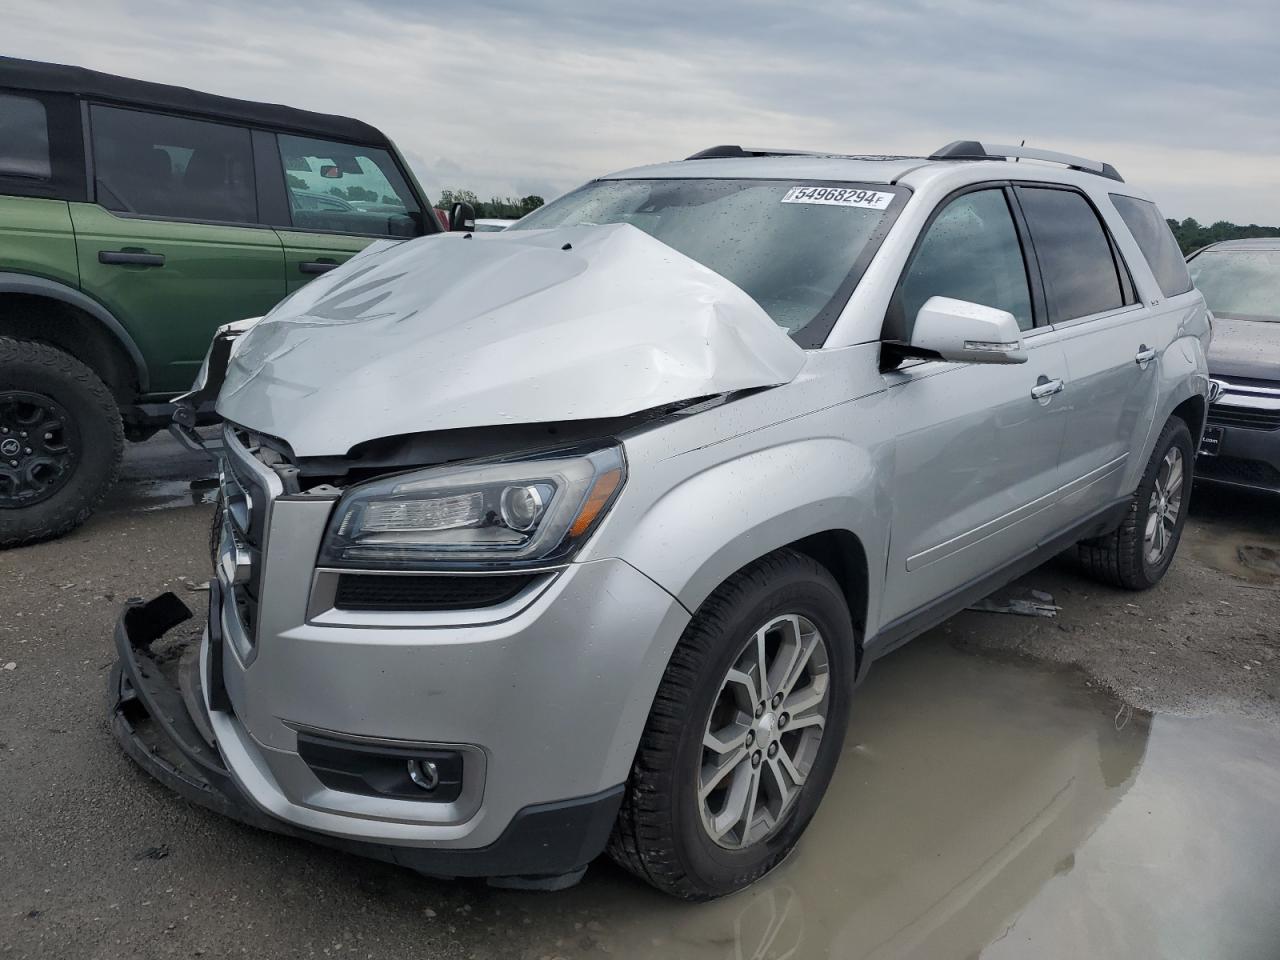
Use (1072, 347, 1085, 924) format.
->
(1166, 215, 1280, 255)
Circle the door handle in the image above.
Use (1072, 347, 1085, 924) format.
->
(298, 260, 340, 275)
(98, 250, 165, 267)
(1135, 345, 1157, 368)
(1031, 376, 1065, 401)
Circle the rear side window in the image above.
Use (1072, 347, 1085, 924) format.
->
(1110, 195, 1193, 297)
(275, 134, 421, 237)
(1017, 187, 1127, 323)
(0, 93, 51, 181)
(893, 188, 1034, 334)
(90, 105, 257, 223)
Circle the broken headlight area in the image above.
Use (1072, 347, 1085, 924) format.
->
(318, 442, 626, 569)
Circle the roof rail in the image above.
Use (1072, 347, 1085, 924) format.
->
(929, 140, 1124, 182)
(685, 145, 825, 160)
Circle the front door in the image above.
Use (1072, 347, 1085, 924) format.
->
(73, 104, 285, 396)
(878, 186, 1071, 627)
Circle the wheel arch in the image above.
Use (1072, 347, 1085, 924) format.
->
(1170, 393, 1207, 446)
(0, 273, 147, 399)
(600, 437, 889, 650)
(785, 529, 869, 673)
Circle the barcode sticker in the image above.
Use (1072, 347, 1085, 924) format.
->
(781, 186, 894, 209)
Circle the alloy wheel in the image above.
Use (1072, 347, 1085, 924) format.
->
(1144, 446, 1185, 566)
(698, 613, 830, 849)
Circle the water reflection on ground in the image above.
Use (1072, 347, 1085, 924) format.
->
(492, 640, 1280, 960)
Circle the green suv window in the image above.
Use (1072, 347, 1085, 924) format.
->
(277, 133, 420, 237)
(0, 93, 51, 181)
(90, 105, 257, 224)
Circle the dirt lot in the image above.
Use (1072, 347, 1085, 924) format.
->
(1, 435, 1277, 959)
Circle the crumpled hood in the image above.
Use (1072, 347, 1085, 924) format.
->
(1208, 316, 1280, 382)
(217, 223, 805, 457)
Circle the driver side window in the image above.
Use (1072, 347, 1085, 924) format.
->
(892, 188, 1034, 338)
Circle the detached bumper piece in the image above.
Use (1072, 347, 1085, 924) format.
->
(108, 589, 623, 889)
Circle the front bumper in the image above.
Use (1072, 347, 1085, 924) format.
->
(109, 590, 628, 886)
(1197, 379, 1280, 493)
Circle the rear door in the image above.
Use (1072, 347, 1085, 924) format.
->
(1014, 185, 1157, 516)
(259, 132, 426, 292)
(71, 104, 285, 395)
(879, 185, 1071, 626)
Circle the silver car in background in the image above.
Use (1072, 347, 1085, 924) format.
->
(111, 141, 1211, 900)
(1187, 239, 1280, 492)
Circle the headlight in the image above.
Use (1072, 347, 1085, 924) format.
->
(318, 443, 626, 569)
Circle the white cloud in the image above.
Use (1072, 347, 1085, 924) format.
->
(6, 0, 1278, 222)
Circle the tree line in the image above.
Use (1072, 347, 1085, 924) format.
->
(437, 190, 544, 220)
(1167, 217, 1280, 254)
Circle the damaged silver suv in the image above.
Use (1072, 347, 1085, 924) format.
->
(110, 141, 1211, 900)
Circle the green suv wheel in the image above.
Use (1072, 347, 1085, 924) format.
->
(0, 338, 123, 548)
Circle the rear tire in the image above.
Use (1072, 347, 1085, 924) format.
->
(1075, 417, 1193, 590)
(0, 338, 123, 548)
(608, 549, 856, 900)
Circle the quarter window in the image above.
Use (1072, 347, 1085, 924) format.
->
(0, 93, 52, 181)
(276, 134, 421, 237)
(894, 188, 1034, 335)
(1017, 187, 1126, 323)
(1110, 194, 1193, 298)
(90, 106, 256, 223)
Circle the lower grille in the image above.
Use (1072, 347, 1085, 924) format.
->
(1196, 456, 1280, 490)
(1208, 406, 1280, 431)
(333, 573, 539, 611)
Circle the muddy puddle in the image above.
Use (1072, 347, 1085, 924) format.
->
(100, 431, 218, 514)
(480, 639, 1280, 960)
(1185, 487, 1280, 584)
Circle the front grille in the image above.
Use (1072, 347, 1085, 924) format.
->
(221, 436, 272, 641)
(1207, 405, 1280, 431)
(1196, 456, 1280, 491)
(333, 573, 539, 611)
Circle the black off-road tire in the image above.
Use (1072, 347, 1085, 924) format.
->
(1075, 417, 1194, 590)
(607, 548, 856, 900)
(0, 338, 123, 548)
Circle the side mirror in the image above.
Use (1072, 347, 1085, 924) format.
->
(910, 296, 1027, 364)
(449, 201, 477, 232)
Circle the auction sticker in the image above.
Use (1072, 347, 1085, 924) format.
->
(781, 186, 894, 209)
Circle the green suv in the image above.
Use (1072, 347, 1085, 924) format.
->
(0, 57, 440, 546)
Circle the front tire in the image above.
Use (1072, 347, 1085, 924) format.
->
(1076, 417, 1194, 590)
(608, 549, 856, 900)
(0, 338, 123, 548)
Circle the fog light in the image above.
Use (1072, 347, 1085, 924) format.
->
(407, 759, 439, 791)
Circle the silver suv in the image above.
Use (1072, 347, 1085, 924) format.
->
(111, 141, 1211, 900)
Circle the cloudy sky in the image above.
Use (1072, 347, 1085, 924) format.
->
(7, 0, 1279, 223)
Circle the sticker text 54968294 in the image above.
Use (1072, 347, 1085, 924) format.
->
(781, 186, 895, 210)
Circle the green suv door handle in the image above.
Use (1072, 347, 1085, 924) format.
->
(299, 259, 340, 275)
(98, 250, 166, 267)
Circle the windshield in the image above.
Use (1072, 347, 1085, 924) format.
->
(1188, 249, 1280, 322)
(512, 178, 904, 343)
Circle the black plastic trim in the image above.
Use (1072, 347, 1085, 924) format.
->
(867, 495, 1130, 659)
(333, 572, 539, 611)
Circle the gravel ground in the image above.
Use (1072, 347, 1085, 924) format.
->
(947, 482, 1280, 722)
(0, 435, 1276, 959)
